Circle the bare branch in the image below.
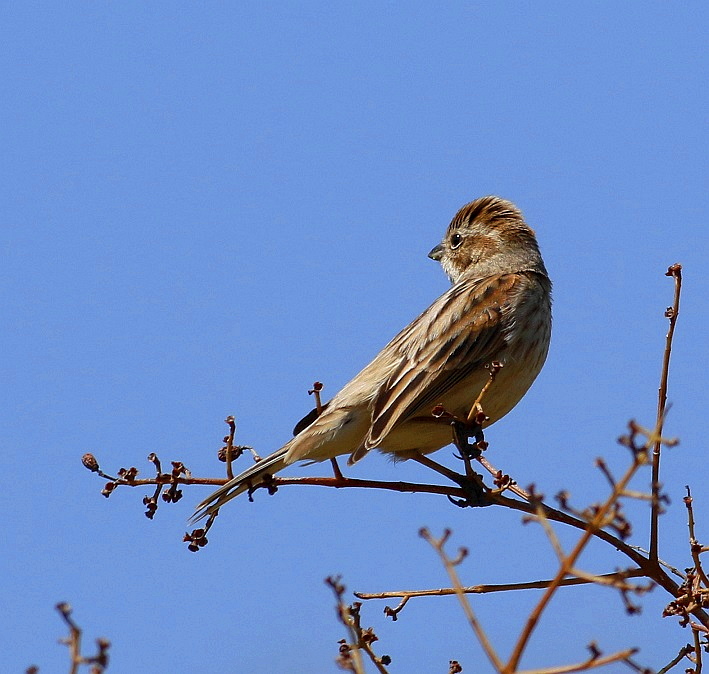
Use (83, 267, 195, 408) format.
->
(657, 644, 695, 674)
(420, 528, 504, 672)
(650, 263, 682, 561)
(515, 645, 639, 674)
(326, 576, 391, 674)
(55, 602, 110, 674)
(507, 449, 651, 672)
(356, 569, 648, 612)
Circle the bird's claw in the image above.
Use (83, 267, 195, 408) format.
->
(452, 419, 486, 460)
(449, 473, 491, 508)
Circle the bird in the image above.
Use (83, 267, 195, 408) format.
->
(193, 196, 552, 520)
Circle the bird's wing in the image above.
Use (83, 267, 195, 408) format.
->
(292, 401, 330, 436)
(365, 272, 522, 448)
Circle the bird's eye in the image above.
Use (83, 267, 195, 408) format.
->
(450, 233, 463, 249)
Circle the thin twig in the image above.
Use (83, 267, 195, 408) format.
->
(656, 644, 694, 674)
(531, 491, 566, 562)
(685, 487, 709, 589)
(355, 569, 647, 602)
(506, 452, 646, 672)
(326, 576, 390, 674)
(277, 474, 472, 498)
(306, 382, 346, 483)
(692, 627, 703, 674)
(515, 647, 638, 674)
(650, 263, 682, 561)
(224, 416, 236, 480)
(467, 361, 502, 423)
(420, 528, 504, 672)
(412, 453, 481, 487)
(309, 381, 324, 414)
(477, 454, 530, 500)
(627, 545, 685, 579)
(56, 602, 110, 674)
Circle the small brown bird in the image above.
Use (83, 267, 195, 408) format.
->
(193, 196, 552, 519)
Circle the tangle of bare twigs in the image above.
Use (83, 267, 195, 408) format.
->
(82, 263, 709, 672)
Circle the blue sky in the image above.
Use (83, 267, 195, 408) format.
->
(2, 3, 708, 672)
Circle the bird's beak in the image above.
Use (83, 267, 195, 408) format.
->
(428, 243, 444, 261)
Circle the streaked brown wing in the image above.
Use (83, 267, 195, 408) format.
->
(365, 272, 520, 448)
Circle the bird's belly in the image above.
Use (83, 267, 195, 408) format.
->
(377, 344, 546, 459)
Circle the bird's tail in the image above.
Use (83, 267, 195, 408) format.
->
(191, 447, 289, 522)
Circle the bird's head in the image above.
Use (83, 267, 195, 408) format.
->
(429, 196, 546, 283)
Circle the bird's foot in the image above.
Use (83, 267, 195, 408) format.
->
(411, 451, 491, 508)
(452, 418, 487, 461)
(446, 418, 491, 506)
(447, 471, 491, 508)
